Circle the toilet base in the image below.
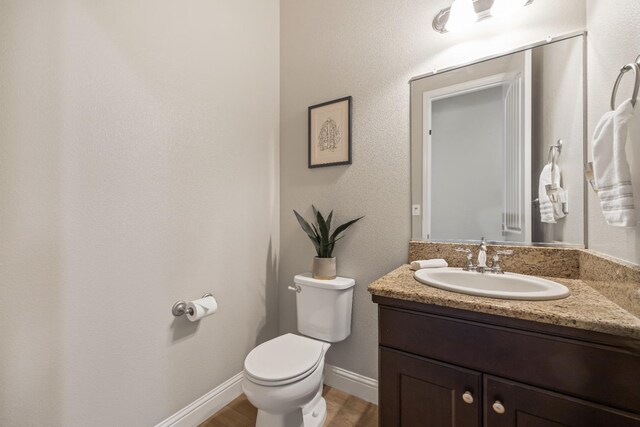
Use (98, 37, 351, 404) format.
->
(302, 395, 326, 427)
(255, 385, 327, 427)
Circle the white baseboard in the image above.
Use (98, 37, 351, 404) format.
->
(324, 364, 378, 404)
(155, 372, 244, 427)
(155, 363, 377, 427)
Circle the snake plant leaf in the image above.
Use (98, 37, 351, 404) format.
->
(330, 216, 364, 241)
(316, 210, 328, 234)
(328, 235, 344, 245)
(316, 210, 329, 257)
(326, 235, 344, 258)
(294, 209, 314, 237)
(310, 222, 323, 256)
(326, 210, 333, 233)
(294, 210, 321, 253)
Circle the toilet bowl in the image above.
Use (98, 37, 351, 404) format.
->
(243, 334, 330, 427)
(242, 274, 355, 427)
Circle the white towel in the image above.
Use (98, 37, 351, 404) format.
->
(538, 163, 566, 224)
(410, 259, 448, 271)
(592, 99, 636, 227)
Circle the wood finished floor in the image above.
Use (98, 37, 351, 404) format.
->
(199, 386, 378, 427)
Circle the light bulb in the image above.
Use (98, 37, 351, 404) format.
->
(446, 0, 478, 33)
(491, 0, 528, 19)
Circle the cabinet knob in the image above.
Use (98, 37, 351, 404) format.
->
(492, 400, 506, 414)
(462, 391, 474, 404)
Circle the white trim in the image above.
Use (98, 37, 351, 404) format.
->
(155, 364, 379, 427)
(155, 372, 244, 427)
(323, 364, 378, 404)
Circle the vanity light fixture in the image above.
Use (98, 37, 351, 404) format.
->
(445, 0, 478, 33)
(433, 0, 535, 34)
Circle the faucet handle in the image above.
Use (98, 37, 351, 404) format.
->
(456, 248, 475, 271)
(491, 250, 513, 274)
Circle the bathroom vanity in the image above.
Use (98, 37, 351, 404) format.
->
(388, 26, 640, 427)
(369, 243, 640, 426)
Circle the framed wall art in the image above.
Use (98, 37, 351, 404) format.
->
(308, 96, 352, 168)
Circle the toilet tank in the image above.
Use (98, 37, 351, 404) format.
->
(293, 273, 356, 342)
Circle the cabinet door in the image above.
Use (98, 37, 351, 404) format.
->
(485, 376, 640, 427)
(379, 347, 482, 426)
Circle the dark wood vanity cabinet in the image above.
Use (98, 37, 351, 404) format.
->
(380, 347, 482, 426)
(484, 376, 640, 427)
(374, 296, 640, 427)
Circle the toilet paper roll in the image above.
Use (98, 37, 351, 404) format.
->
(186, 296, 218, 322)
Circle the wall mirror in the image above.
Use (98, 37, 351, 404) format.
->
(410, 32, 586, 247)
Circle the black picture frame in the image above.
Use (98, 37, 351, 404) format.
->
(308, 96, 352, 168)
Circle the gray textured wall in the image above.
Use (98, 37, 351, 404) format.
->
(279, 0, 587, 381)
(531, 37, 585, 244)
(586, 0, 640, 265)
(0, 1, 279, 425)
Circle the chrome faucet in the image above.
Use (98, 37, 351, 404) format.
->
(476, 237, 488, 273)
(456, 238, 513, 274)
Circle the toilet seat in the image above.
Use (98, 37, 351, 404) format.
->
(244, 334, 326, 386)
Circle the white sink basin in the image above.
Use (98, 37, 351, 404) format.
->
(413, 268, 570, 301)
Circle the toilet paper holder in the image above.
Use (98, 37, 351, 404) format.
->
(172, 293, 213, 317)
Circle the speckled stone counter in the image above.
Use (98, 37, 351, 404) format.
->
(580, 250, 640, 319)
(369, 265, 640, 340)
(408, 241, 581, 278)
(370, 242, 640, 340)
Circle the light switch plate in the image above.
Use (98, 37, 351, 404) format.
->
(412, 205, 421, 216)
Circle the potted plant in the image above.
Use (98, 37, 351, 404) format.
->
(293, 206, 364, 280)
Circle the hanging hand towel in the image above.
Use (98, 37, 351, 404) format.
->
(592, 99, 636, 227)
(538, 163, 566, 223)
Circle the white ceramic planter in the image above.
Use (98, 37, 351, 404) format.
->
(312, 257, 337, 280)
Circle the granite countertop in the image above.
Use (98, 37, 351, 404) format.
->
(368, 264, 640, 340)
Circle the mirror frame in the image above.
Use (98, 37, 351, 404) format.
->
(410, 31, 587, 248)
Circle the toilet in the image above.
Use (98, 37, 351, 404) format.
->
(242, 273, 356, 427)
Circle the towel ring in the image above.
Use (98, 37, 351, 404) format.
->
(610, 62, 640, 110)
